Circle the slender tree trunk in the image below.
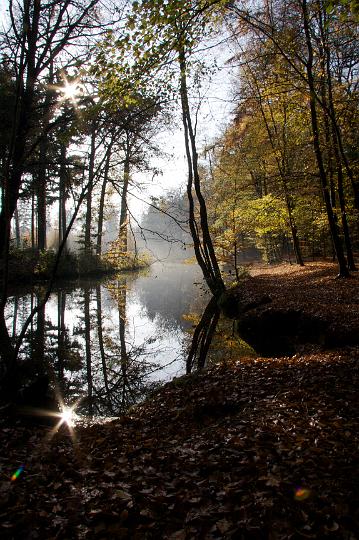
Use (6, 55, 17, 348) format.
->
(301, 0, 349, 277)
(119, 150, 130, 254)
(31, 191, 36, 248)
(0, 313, 15, 373)
(96, 144, 113, 256)
(36, 77, 54, 252)
(85, 124, 96, 255)
(253, 77, 304, 266)
(14, 207, 21, 247)
(178, 47, 225, 296)
(12, 297, 18, 339)
(318, 7, 357, 270)
(37, 137, 47, 251)
(337, 164, 357, 270)
(186, 296, 220, 373)
(58, 143, 68, 247)
(283, 181, 304, 266)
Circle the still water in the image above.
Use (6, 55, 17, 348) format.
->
(6, 263, 209, 417)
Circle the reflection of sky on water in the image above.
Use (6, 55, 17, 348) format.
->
(124, 262, 208, 380)
(6, 263, 208, 416)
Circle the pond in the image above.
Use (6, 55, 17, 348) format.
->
(6, 262, 211, 418)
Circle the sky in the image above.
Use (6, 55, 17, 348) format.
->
(129, 45, 236, 220)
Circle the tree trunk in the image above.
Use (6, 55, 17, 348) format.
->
(178, 47, 225, 296)
(186, 296, 220, 373)
(12, 297, 18, 339)
(253, 78, 304, 266)
(36, 78, 54, 252)
(318, 8, 357, 271)
(301, 0, 349, 277)
(96, 144, 113, 256)
(58, 143, 68, 247)
(119, 149, 130, 254)
(31, 191, 36, 248)
(14, 207, 21, 248)
(85, 124, 96, 255)
(337, 164, 357, 270)
(33, 293, 45, 366)
(37, 136, 48, 251)
(0, 311, 18, 402)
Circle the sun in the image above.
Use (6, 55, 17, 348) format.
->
(61, 82, 79, 100)
(59, 406, 78, 428)
(56, 78, 83, 104)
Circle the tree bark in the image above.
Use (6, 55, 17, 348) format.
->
(58, 143, 68, 247)
(14, 207, 21, 248)
(96, 143, 113, 256)
(37, 137, 48, 251)
(84, 123, 96, 255)
(37, 76, 54, 251)
(119, 147, 130, 255)
(178, 47, 225, 296)
(301, 0, 349, 277)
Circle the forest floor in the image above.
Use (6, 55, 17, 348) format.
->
(1, 262, 358, 539)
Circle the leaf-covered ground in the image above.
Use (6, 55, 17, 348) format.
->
(1, 262, 358, 539)
(244, 262, 359, 347)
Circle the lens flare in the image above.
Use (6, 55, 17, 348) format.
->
(59, 406, 77, 428)
(55, 76, 83, 105)
(11, 465, 24, 481)
(294, 487, 311, 501)
(61, 82, 79, 100)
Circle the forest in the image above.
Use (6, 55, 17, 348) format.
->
(0, 0, 358, 538)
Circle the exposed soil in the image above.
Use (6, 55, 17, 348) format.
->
(1, 262, 358, 539)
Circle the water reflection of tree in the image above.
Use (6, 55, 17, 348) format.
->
(185, 297, 220, 373)
(185, 299, 257, 374)
(4, 290, 57, 399)
(103, 277, 160, 415)
(134, 264, 207, 333)
(6, 269, 222, 415)
(12, 291, 47, 377)
(84, 287, 94, 416)
(96, 285, 113, 413)
(12, 297, 18, 338)
(52, 290, 83, 399)
(6, 279, 164, 416)
(33, 291, 46, 368)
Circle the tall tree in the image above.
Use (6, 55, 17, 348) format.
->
(0, 0, 102, 378)
(227, 0, 358, 275)
(97, 0, 227, 295)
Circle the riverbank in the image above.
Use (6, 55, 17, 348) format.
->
(2, 247, 151, 286)
(1, 262, 358, 538)
(236, 261, 359, 355)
